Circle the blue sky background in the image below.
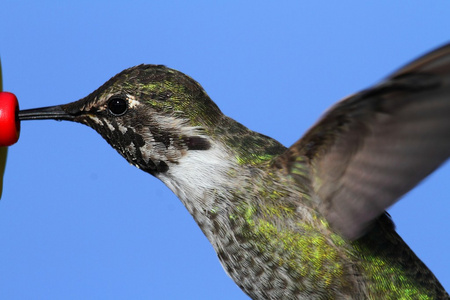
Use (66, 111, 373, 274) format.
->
(1, 2, 450, 299)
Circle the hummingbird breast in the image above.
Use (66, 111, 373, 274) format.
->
(159, 146, 447, 299)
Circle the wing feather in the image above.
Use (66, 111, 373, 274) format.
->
(275, 43, 450, 239)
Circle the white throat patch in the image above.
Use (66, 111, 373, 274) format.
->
(157, 141, 236, 214)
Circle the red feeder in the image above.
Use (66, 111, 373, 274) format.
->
(0, 91, 20, 146)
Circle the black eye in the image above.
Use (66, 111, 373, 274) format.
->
(107, 97, 128, 116)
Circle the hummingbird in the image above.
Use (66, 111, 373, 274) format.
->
(18, 43, 450, 299)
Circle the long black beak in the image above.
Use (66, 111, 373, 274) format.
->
(18, 105, 76, 121)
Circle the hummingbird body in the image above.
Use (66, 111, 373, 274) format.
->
(18, 45, 450, 299)
(157, 118, 445, 299)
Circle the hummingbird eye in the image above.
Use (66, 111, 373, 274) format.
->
(107, 97, 128, 116)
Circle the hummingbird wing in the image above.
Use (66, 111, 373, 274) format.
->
(276, 43, 450, 240)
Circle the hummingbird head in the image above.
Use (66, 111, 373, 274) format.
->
(19, 65, 223, 175)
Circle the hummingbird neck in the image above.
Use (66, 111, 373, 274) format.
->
(155, 116, 287, 218)
(156, 117, 290, 243)
(156, 139, 238, 216)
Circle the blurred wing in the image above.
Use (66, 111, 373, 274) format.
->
(276, 43, 450, 240)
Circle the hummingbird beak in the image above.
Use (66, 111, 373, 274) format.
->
(18, 105, 76, 121)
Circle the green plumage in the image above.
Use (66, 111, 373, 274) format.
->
(18, 44, 450, 299)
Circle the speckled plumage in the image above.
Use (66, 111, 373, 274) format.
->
(19, 44, 450, 299)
